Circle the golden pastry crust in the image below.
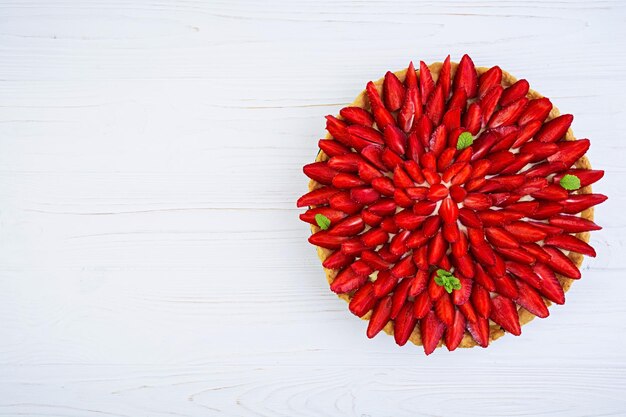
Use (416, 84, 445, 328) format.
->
(307, 61, 594, 349)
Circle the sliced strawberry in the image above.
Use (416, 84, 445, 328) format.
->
(367, 296, 392, 338)
(419, 61, 435, 104)
(500, 79, 529, 107)
(453, 54, 478, 99)
(535, 114, 573, 143)
(544, 234, 596, 257)
(516, 280, 549, 318)
(393, 301, 417, 346)
(330, 267, 367, 293)
(490, 295, 521, 335)
(533, 262, 565, 305)
(467, 317, 490, 348)
(445, 309, 466, 351)
(518, 97, 552, 125)
(420, 310, 445, 355)
(383, 71, 405, 112)
(542, 245, 581, 279)
(349, 282, 376, 317)
(478, 66, 502, 98)
(413, 291, 432, 319)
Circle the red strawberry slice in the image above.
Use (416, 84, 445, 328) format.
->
(390, 277, 412, 319)
(452, 277, 472, 305)
(383, 71, 405, 112)
(559, 194, 608, 214)
(366, 81, 395, 130)
(516, 280, 549, 318)
(512, 119, 543, 148)
(495, 246, 535, 264)
(413, 291, 432, 319)
(445, 310, 466, 351)
(548, 214, 602, 233)
(488, 97, 528, 128)
(405, 61, 418, 89)
(493, 274, 519, 299)
(479, 85, 504, 127)
(373, 270, 399, 298)
(478, 66, 502, 98)
(467, 317, 490, 348)
(349, 282, 376, 317)
(325, 115, 352, 145)
(518, 97, 553, 125)
(420, 310, 445, 355)
(533, 262, 565, 305)
(458, 302, 477, 323)
(438, 55, 451, 99)
(448, 87, 467, 111)
(383, 125, 408, 156)
(535, 114, 573, 143)
(318, 138, 350, 157)
(490, 295, 522, 335)
(500, 79, 529, 107)
(394, 301, 417, 346)
(505, 261, 542, 289)
(453, 54, 478, 99)
(323, 250, 354, 270)
(300, 207, 347, 225)
(330, 267, 367, 293)
(463, 102, 482, 135)
(398, 89, 417, 133)
(309, 231, 350, 250)
(439, 197, 459, 224)
(471, 283, 491, 318)
(485, 227, 519, 248)
(435, 294, 455, 326)
(547, 139, 590, 167)
(544, 234, 596, 257)
(553, 169, 604, 188)
(542, 245, 581, 279)
(426, 83, 445, 126)
(367, 296, 393, 338)
(303, 162, 339, 185)
(340, 106, 374, 127)
(328, 215, 365, 236)
(419, 61, 435, 104)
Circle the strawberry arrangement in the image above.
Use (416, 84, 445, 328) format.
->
(297, 55, 606, 354)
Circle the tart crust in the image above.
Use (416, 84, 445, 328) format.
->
(308, 61, 594, 349)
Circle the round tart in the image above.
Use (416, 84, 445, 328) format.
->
(297, 55, 606, 354)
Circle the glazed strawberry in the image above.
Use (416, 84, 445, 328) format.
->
(300, 55, 605, 353)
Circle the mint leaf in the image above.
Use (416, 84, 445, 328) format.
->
(315, 213, 331, 230)
(434, 269, 462, 294)
(559, 174, 581, 191)
(437, 269, 452, 278)
(456, 131, 473, 150)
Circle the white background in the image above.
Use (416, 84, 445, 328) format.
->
(0, 1, 624, 416)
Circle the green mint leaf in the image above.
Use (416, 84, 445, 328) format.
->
(434, 276, 444, 286)
(444, 282, 454, 294)
(315, 213, 331, 230)
(436, 269, 451, 278)
(559, 174, 581, 191)
(456, 131, 473, 150)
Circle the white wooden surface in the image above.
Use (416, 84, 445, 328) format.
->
(0, 1, 625, 416)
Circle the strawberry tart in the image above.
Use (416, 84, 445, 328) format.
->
(297, 54, 606, 354)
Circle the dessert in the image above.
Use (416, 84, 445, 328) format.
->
(297, 55, 606, 354)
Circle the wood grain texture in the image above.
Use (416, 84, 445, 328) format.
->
(0, 0, 624, 416)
